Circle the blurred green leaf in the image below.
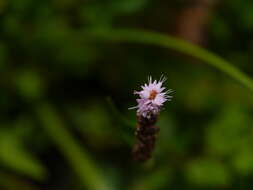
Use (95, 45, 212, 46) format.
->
(0, 131, 47, 181)
(68, 103, 125, 148)
(186, 159, 230, 187)
(85, 28, 253, 93)
(0, 172, 41, 190)
(232, 147, 253, 175)
(37, 103, 111, 190)
(0, 43, 7, 70)
(131, 168, 171, 190)
(15, 70, 44, 100)
(111, 0, 147, 13)
(206, 106, 252, 156)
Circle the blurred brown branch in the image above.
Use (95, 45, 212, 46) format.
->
(174, 0, 217, 45)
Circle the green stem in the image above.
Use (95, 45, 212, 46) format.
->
(106, 97, 134, 146)
(85, 28, 253, 93)
(36, 103, 110, 190)
(106, 97, 135, 129)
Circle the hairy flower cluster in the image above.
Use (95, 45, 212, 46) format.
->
(132, 76, 172, 118)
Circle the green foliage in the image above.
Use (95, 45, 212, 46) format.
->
(1, 0, 253, 189)
(37, 103, 110, 190)
(0, 129, 47, 180)
(15, 70, 45, 100)
(186, 159, 230, 187)
(206, 106, 252, 156)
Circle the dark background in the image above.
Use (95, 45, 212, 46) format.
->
(1, 0, 253, 189)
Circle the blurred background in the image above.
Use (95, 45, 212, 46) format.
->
(1, 0, 253, 189)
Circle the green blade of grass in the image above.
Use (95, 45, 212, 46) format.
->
(0, 131, 47, 181)
(85, 28, 253, 93)
(105, 97, 134, 146)
(36, 103, 110, 190)
(106, 97, 135, 129)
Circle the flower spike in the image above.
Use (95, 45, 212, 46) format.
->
(131, 76, 173, 161)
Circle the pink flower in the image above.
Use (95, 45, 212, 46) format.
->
(131, 76, 172, 118)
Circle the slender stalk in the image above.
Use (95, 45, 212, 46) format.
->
(106, 97, 135, 129)
(36, 103, 110, 190)
(85, 28, 253, 93)
(106, 97, 134, 146)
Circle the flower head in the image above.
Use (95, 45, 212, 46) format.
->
(131, 76, 172, 118)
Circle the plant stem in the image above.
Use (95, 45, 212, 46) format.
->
(86, 28, 253, 93)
